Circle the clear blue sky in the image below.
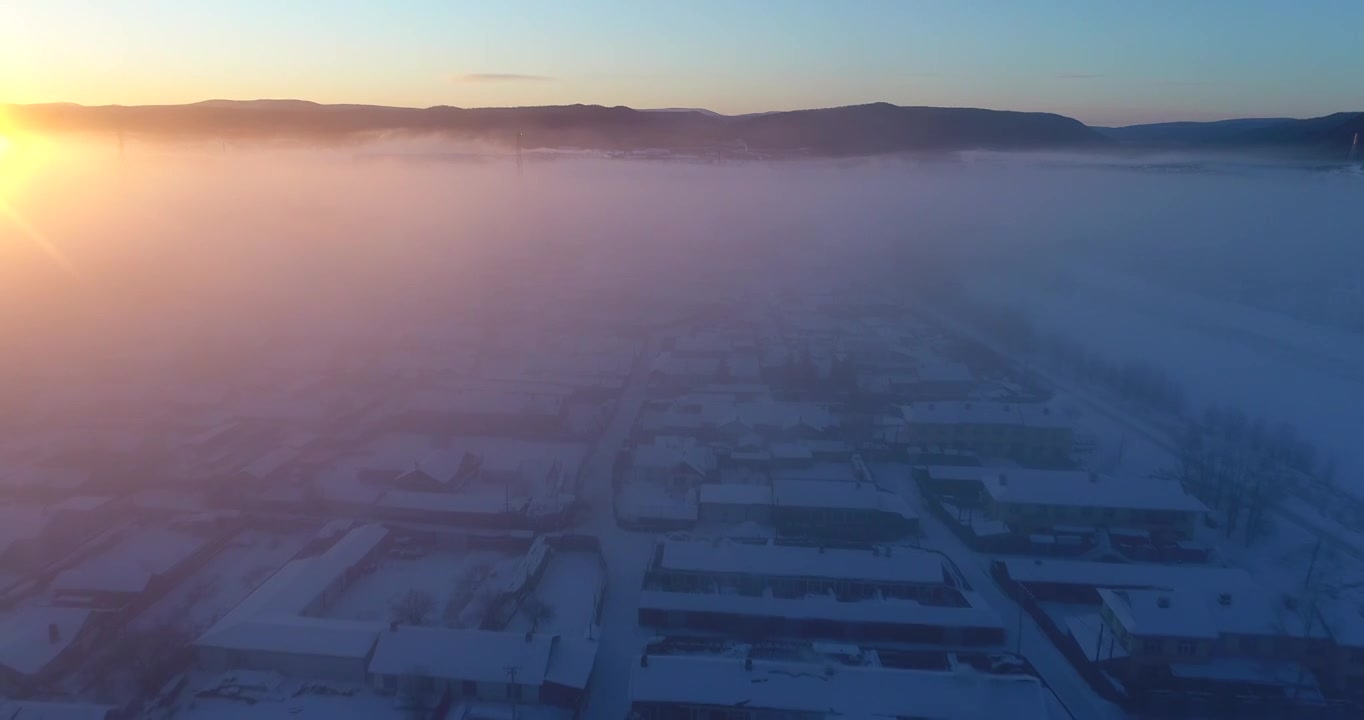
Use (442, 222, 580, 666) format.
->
(2, 0, 1361, 125)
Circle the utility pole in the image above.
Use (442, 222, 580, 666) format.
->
(505, 665, 519, 718)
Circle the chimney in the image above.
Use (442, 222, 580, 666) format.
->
(1217, 593, 1232, 607)
(640, 654, 649, 668)
(744, 657, 754, 671)
(1156, 596, 1171, 609)
(48, 623, 60, 644)
(525, 630, 534, 643)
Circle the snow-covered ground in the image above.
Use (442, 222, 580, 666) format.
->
(322, 549, 518, 625)
(969, 264, 1364, 491)
(506, 551, 604, 637)
(870, 462, 1125, 720)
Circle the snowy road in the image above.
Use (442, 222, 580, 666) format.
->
(882, 466, 1127, 720)
(579, 336, 660, 720)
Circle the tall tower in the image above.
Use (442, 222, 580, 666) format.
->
(1350, 132, 1359, 163)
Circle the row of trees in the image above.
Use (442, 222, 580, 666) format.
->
(951, 292, 1347, 547)
(1164, 405, 1330, 545)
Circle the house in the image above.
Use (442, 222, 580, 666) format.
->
(697, 483, 772, 524)
(0, 605, 102, 694)
(50, 525, 217, 612)
(979, 469, 1209, 541)
(195, 525, 389, 683)
(639, 540, 1003, 646)
(628, 654, 1053, 720)
(630, 437, 717, 492)
(390, 449, 474, 490)
(993, 558, 1337, 704)
(771, 478, 918, 541)
(896, 402, 1072, 465)
(366, 627, 596, 709)
(1085, 587, 1329, 701)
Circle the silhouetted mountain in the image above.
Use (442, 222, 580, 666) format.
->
(1097, 118, 1294, 144)
(1101, 113, 1363, 156)
(0, 100, 1108, 155)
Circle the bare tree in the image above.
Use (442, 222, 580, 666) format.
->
(390, 589, 436, 626)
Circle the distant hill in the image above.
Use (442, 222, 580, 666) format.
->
(0, 100, 1109, 156)
(1100, 112, 1363, 156)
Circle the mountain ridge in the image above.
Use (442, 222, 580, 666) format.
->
(0, 100, 1109, 156)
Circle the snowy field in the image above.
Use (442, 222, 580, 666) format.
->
(969, 264, 1364, 491)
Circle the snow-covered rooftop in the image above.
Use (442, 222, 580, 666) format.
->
(1100, 586, 1327, 641)
(629, 655, 1049, 718)
(52, 526, 210, 595)
(981, 470, 1209, 513)
(1000, 558, 1256, 593)
(194, 617, 385, 659)
(633, 438, 716, 476)
(772, 478, 917, 519)
(196, 525, 388, 655)
(658, 540, 944, 586)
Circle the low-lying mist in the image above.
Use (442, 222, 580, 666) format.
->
(4, 135, 1363, 480)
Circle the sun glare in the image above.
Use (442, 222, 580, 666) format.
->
(0, 136, 10, 156)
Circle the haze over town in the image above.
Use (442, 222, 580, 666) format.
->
(2, 3, 1364, 720)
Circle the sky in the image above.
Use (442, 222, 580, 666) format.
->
(1, 0, 1362, 126)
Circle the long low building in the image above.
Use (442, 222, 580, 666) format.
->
(641, 540, 1004, 645)
(694, 477, 919, 541)
(195, 524, 391, 683)
(980, 469, 1209, 540)
(367, 627, 596, 708)
(895, 402, 1072, 464)
(629, 654, 1056, 720)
